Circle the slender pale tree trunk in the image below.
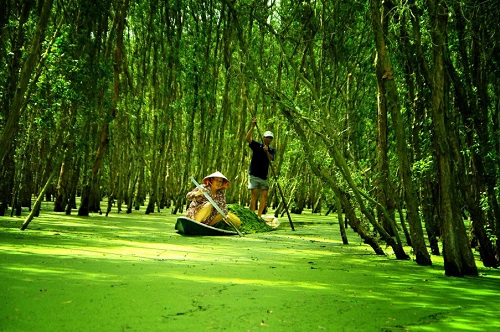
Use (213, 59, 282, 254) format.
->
(371, 0, 395, 237)
(21, 161, 60, 230)
(0, 0, 53, 215)
(0, 0, 54, 166)
(446, 3, 498, 267)
(406, 0, 441, 256)
(370, 0, 431, 266)
(79, 0, 129, 216)
(281, 107, 384, 254)
(426, 0, 477, 276)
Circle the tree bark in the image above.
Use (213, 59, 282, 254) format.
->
(372, 0, 395, 237)
(0, 0, 53, 215)
(0, 0, 54, 166)
(406, 0, 441, 256)
(54, 157, 72, 212)
(78, 0, 129, 216)
(370, 0, 431, 266)
(426, 0, 477, 276)
(21, 157, 62, 230)
(279, 104, 387, 256)
(445, 2, 499, 267)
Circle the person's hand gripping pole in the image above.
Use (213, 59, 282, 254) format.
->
(243, 96, 295, 231)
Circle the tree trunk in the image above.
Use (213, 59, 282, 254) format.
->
(279, 104, 389, 256)
(405, 0, 441, 257)
(422, 180, 441, 256)
(372, 0, 394, 237)
(426, 0, 477, 276)
(370, 0, 431, 266)
(0, 0, 53, 216)
(65, 157, 80, 215)
(146, 115, 159, 214)
(333, 187, 348, 245)
(445, 3, 498, 267)
(0, 0, 54, 166)
(20, 157, 61, 230)
(78, 0, 128, 216)
(54, 156, 73, 212)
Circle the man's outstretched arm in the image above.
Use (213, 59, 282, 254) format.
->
(246, 117, 256, 143)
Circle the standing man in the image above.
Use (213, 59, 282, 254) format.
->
(246, 117, 276, 218)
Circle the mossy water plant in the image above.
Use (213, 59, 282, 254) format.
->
(227, 204, 274, 234)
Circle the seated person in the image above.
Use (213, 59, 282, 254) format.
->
(186, 171, 241, 229)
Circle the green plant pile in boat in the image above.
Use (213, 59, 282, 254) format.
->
(227, 204, 274, 234)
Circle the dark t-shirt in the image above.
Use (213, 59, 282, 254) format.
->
(248, 140, 275, 180)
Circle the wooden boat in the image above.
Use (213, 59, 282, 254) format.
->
(175, 217, 238, 236)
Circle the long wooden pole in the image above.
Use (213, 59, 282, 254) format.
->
(244, 95, 295, 231)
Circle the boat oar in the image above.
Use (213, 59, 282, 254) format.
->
(190, 176, 244, 237)
(244, 95, 295, 231)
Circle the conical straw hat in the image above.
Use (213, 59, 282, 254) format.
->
(203, 171, 230, 188)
